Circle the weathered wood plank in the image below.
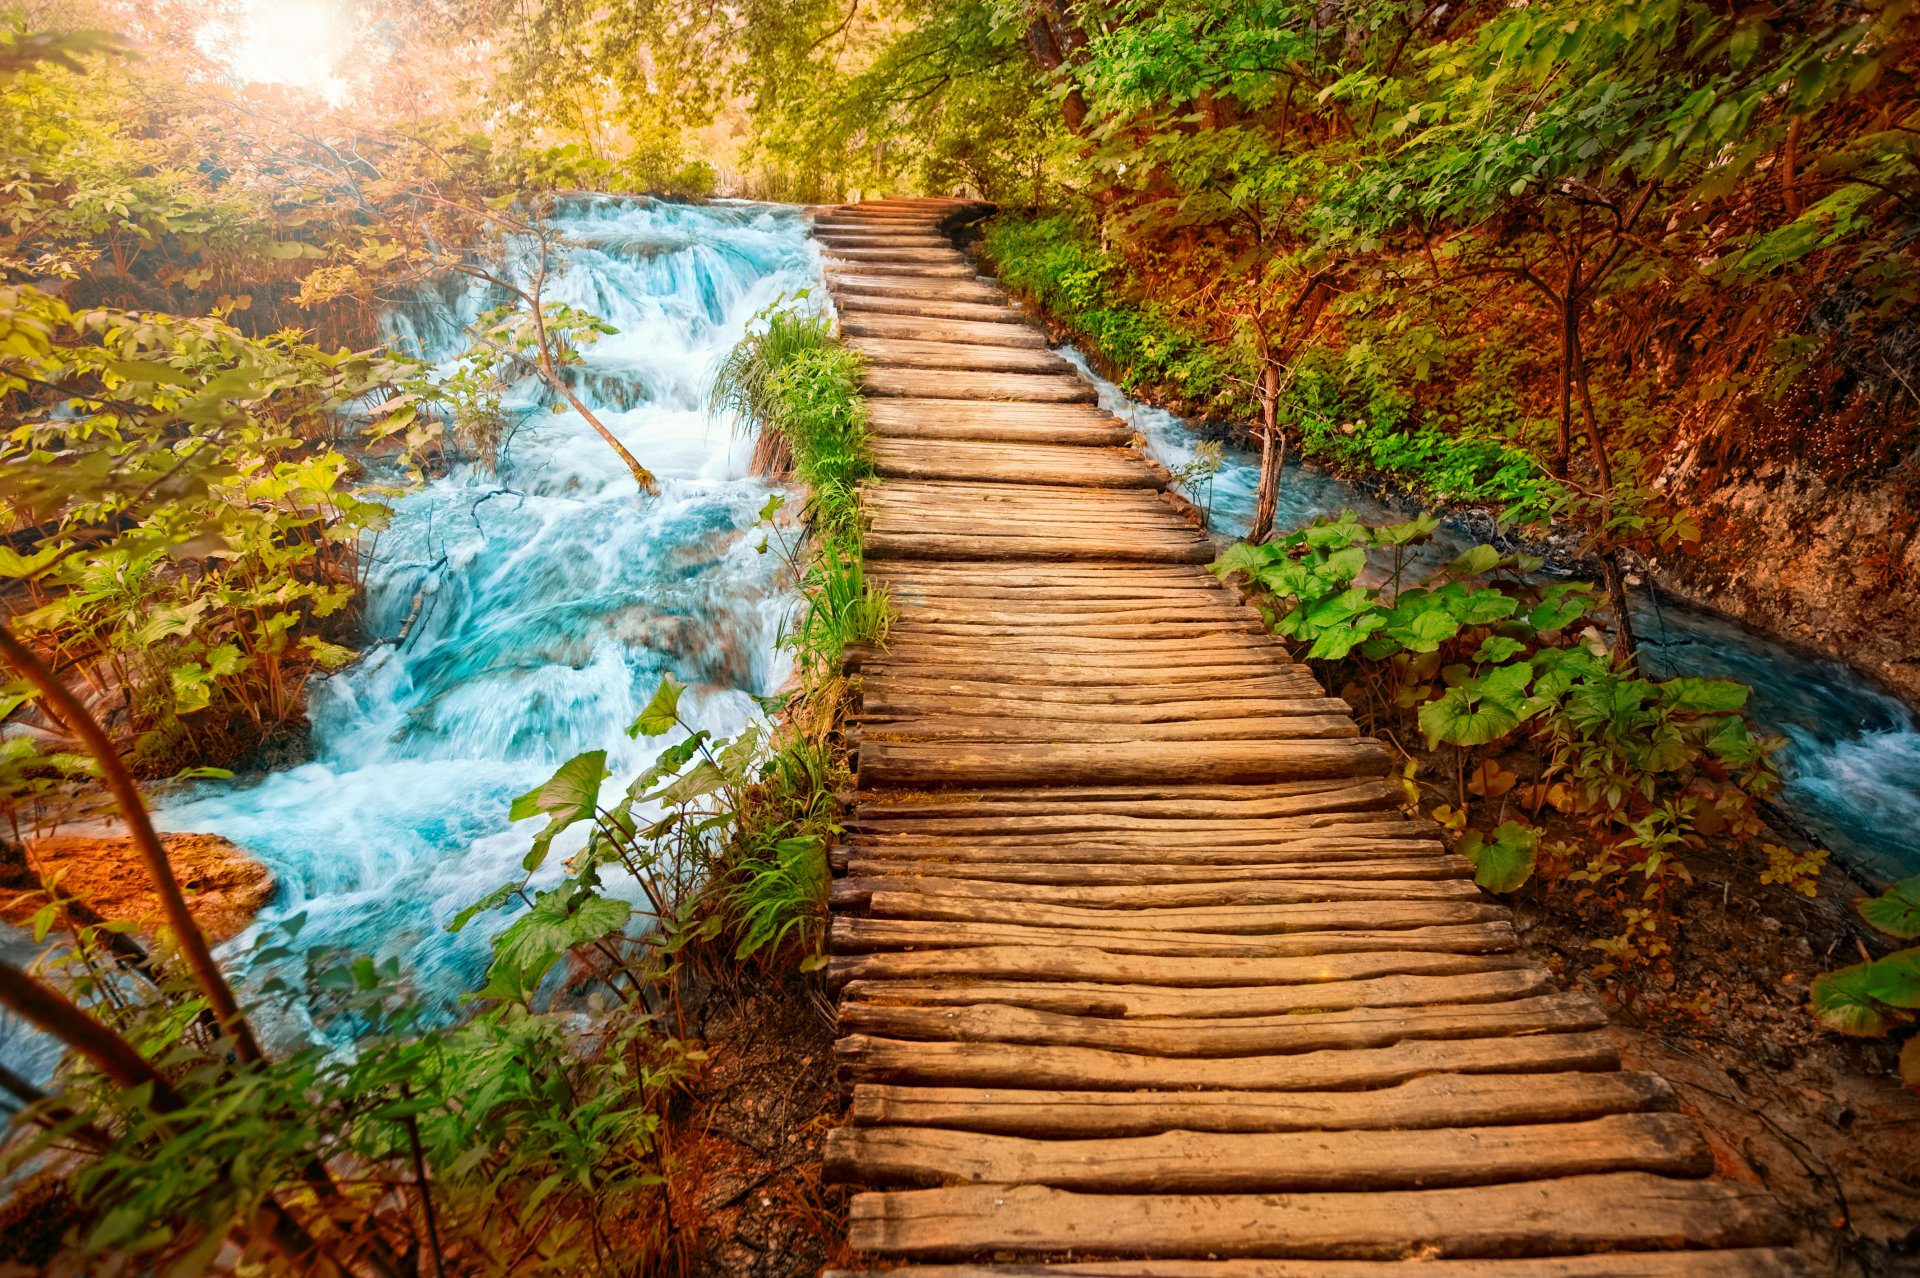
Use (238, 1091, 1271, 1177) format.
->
(832, 875, 1478, 912)
(851, 715, 1361, 745)
(843, 840, 1452, 863)
(865, 531, 1216, 563)
(862, 366, 1097, 401)
(870, 441, 1160, 487)
(852, 779, 1389, 808)
(856, 738, 1391, 788)
(831, 273, 1006, 303)
(826, 945, 1526, 990)
(835, 857, 1468, 884)
(844, 1174, 1792, 1259)
(835, 294, 1029, 322)
(830, 917, 1518, 958)
(836, 968, 1549, 1018)
(850, 337, 1071, 372)
(826, 1113, 1712, 1192)
(838, 994, 1605, 1057)
(834, 1029, 1618, 1091)
(823, 1250, 1813, 1276)
(846, 1071, 1677, 1137)
(840, 314, 1052, 348)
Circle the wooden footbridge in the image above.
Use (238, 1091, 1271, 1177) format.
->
(810, 198, 1806, 1276)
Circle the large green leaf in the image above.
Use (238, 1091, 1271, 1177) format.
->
(1418, 683, 1521, 748)
(1662, 677, 1750, 715)
(1865, 948, 1920, 1010)
(1526, 583, 1594, 633)
(629, 675, 686, 738)
(1459, 821, 1539, 892)
(480, 890, 632, 1004)
(1858, 877, 1920, 940)
(509, 750, 609, 873)
(1810, 962, 1898, 1037)
(1440, 544, 1502, 579)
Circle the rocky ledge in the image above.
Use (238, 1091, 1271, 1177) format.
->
(1, 832, 274, 944)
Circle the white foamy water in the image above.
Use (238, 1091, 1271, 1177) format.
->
(149, 198, 821, 1036)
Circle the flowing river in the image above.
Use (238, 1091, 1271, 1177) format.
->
(3, 200, 1914, 1084)
(151, 198, 818, 1042)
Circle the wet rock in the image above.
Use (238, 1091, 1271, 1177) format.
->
(3, 832, 273, 944)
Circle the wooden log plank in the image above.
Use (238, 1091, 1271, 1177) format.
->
(836, 968, 1550, 1018)
(814, 235, 953, 250)
(826, 246, 970, 263)
(862, 367, 1097, 401)
(846, 843, 1451, 865)
(865, 532, 1216, 563)
(864, 397, 1124, 426)
(863, 893, 1504, 936)
(832, 274, 1006, 304)
(834, 1029, 1617, 1092)
(830, 259, 977, 278)
(872, 419, 1133, 446)
(850, 337, 1071, 373)
(853, 780, 1388, 805)
(832, 875, 1478, 912)
(872, 454, 1158, 488)
(869, 555, 1210, 572)
(857, 697, 1351, 725)
(822, 1252, 1814, 1278)
(843, 1175, 1793, 1259)
(827, 945, 1529, 990)
(840, 314, 1051, 348)
(845, 814, 1426, 837)
(856, 738, 1391, 788)
(837, 294, 1027, 322)
(870, 633, 1281, 657)
(860, 678, 1330, 705)
(888, 603, 1255, 623)
(825, 1113, 1711, 1192)
(830, 917, 1517, 958)
(838, 994, 1605, 1057)
(848, 806, 1419, 831)
(837, 840, 1443, 859)
(836, 858, 1468, 885)
(871, 444, 1159, 488)
(851, 717, 1361, 745)
(846, 1070, 1677, 1137)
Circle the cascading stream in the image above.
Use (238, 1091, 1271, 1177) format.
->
(1064, 350, 1920, 885)
(151, 198, 819, 1041)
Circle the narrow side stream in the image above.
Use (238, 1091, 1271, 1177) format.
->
(1066, 351, 1920, 884)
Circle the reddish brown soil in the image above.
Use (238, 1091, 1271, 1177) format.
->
(668, 967, 849, 1276)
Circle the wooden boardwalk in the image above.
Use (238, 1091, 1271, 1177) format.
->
(813, 198, 1806, 1276)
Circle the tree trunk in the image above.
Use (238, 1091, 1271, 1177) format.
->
(539, 361, 660, 495)
(1249, 364, 1286, 544)
(1554, 296, 1575, 479)
(1569, 318, 1636, 666)
(1599, 549, 1640, 668)
(0, 626, 263, 1064)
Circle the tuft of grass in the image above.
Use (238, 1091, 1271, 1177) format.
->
(708, 303, 889, 967)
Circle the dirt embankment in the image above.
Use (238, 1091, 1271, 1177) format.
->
(1, 831, 274, 944)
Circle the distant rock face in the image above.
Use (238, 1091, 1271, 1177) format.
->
(3, 832, 274, 944)
(1654, 464, 1920, 706)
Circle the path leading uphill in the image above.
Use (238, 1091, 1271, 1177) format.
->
(811, 197, 1806, 1276)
